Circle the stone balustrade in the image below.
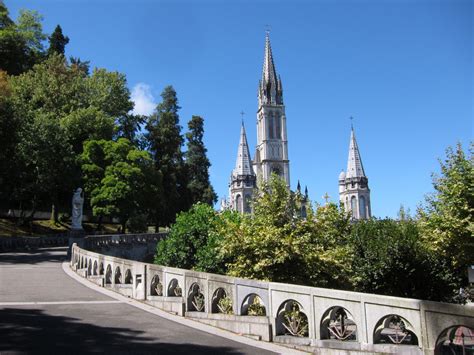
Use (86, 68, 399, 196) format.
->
(71, 243, 474, 354)
(0, 234, 69, 252)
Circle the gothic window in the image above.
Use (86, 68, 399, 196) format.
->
(235, 195, 242, 213)
(244, 194, 252, 213)
(351, 196, 357, 218)
(268, 114, 274, 139)
(359, 196, 366, 219)
(275, 115, 281, 139)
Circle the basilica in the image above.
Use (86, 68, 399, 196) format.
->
(225, 33, 371, 220)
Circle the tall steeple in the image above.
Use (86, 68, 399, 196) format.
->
(229, 121, 256, 213)
(253, 32, 290, 186)
(339, 126, 371, 220)
(259, 33, 283, 105)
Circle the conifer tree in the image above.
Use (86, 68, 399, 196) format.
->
(185, 115, 217, 206)
(145, 86, 185, 228)
(47, 24, 69, 56)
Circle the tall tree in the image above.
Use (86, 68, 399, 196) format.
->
(145, 86, 184, 228)
(81, 138, 154, 232)
(185, 115, 217, 206)
(47, 25, 69, 56)
(8, 54, 133, 222)
(0, 5, 46, 75)
(417, 142, 474, 298)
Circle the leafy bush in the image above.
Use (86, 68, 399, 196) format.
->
(217, 295, 233, 314)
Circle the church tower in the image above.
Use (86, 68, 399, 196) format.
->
(339, 127, 371, 219)
(253, 33, 290, 186)
(229, 122, 257, 213)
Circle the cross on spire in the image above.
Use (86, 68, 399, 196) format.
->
(265, 24, 271, 35)
(323, 192, 331, 204)
(240, 110, 245, 124)
(350, 116, 354, 129)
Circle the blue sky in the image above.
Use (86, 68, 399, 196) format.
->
(7, 0, 473, 217)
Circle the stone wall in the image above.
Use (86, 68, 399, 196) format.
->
(83, 233, 166, 261)
(71, 244, 474, 354)
(0, 234, 69, 252)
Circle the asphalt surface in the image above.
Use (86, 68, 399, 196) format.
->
(0, 247, 276, 355)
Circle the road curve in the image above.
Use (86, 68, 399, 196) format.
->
(0, 247, 278, 355)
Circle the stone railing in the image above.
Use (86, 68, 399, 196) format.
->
(0, 234, 69, 252)
(82, 233, 167, 261)
(71, 244, 474, 354)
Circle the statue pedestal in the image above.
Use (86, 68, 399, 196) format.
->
(68, 229, 86, 258)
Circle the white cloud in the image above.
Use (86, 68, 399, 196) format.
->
(131, 83, 156, 116)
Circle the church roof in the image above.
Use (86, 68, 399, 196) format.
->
(346, 127, 366, 178)
(233, 122, 255, 177)
(262, 32, 278, 87)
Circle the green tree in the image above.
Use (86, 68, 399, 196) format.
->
(81, 138, 153, 232)
(185, 115, 217, 206)
(155, 203, 217, 270)
(0, 70, 20, 208)
(145, 86, 185, 228)
(221, 175, 352, 288)
(8, 54, 132, 222)
(47, 24, 69, 56)
(350, 218, 457, 302)
(417, 143, 474, 298)
(0, 5, 46, 75)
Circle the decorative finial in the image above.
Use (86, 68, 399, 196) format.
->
(240, 110, 245, 125)
(323, 192, 331, 205)
(265, 24, 271, 35)
(349, 116, 354, 130)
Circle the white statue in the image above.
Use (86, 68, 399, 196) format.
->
(71, 188, 84, 230)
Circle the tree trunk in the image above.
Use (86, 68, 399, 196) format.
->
(96, 215, 103, 232)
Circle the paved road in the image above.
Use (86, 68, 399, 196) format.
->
(0, 247, 276, 355)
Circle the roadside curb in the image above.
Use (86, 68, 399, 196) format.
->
(62, 262, 309, 355)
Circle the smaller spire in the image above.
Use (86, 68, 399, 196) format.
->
(305, 186, 308, 198)
(346, 127, 366, 178)
(233, 121, 254, 177)
(297, 180, 301, 192)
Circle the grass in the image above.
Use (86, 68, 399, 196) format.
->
(0, 218, 120, 238)
(0, 218, 168, 237)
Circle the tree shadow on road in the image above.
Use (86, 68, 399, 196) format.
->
(0, 247, 67, 265)
(0, 308, 255, 354)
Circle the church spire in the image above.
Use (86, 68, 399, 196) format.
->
(346, 127, 366, 178)
(259, 32, 283, 105)
(233, 121, 254, 177)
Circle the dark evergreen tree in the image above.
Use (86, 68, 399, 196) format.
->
(145, 86, 185, 228)
(47, 25, 69, 56)
(69, 56, 90, 76)
(185, 115, 217, 205)
(116, 113, 145, 147)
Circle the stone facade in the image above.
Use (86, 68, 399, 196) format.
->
(228, 33, 290, 212)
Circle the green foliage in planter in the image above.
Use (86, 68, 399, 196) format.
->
(217, 295, 233, 314)
(248, 296, 266, 316)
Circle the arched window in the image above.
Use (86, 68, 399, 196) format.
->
(351, 196, 357, 218)
(359, 196, 366, 219)
(244, 194, 252, 213)
(268, 115, 274, 139)
(235, 195, 242, 213)
(275, 115, 281, 139)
